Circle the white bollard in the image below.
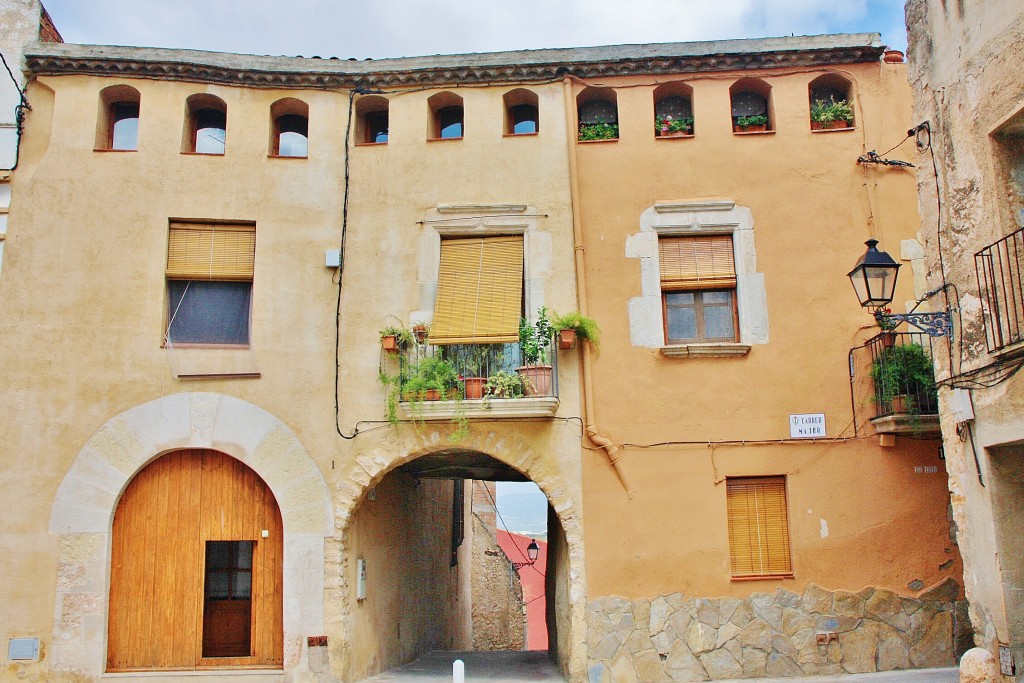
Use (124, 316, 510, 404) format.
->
(453, 658, 465, 683)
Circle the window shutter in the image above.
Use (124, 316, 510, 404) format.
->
(431, 236, 524, 344)
(727, 477, 793, 578)
(659, 235, 736, 290)
(167, 222, 256, 281)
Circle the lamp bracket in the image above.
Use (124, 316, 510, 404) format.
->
(511, 561, 534, 570)
(875, 311, 952, 337)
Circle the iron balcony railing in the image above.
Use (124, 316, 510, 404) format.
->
(867, 331, 939, 419)
(975, 226, 1024, 352)
(380, 340, 559, 402)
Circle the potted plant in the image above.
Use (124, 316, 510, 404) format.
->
(551, 310, 601, 352)
(460, 345, 493, 399)
(517, 308, 554, 396)
(484, 370, 524, 398)
(870, 343, 938, 415)
(411, 322, 430, 344)
(379, 325, 413, 354)
(403, 356, 459, 402)
(578, 122, 619, 141)
(655, 114, 694, 138)
(734, 114, 769, 133)
(810, 97, 854, 130)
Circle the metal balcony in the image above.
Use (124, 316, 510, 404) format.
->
(380, 340, 559, 421)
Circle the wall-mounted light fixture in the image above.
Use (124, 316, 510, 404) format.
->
(847, 239, 952, 337)
(511, 539, 540, 570)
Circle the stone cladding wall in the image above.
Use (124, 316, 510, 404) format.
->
(587, 580, 970, 682)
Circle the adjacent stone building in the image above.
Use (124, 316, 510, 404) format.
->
(906, 1, 1024, 680)
(0, 6, 967, 682)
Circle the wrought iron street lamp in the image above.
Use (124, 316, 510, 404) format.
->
(511, 539, 540, 570)
(847, 239, 951, 337)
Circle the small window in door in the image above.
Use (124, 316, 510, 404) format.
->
(203, 540, 254, 658)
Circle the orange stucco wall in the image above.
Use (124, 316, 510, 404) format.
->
(572, 62, 962, 600)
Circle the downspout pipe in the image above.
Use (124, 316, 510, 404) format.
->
(562, 77, 634, 497)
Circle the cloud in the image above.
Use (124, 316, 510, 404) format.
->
(43, 0, 904, 60)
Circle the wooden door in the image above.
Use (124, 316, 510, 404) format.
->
(107, 449, 283, 671)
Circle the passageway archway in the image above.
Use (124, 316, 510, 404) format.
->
(339, 445, 584, 683)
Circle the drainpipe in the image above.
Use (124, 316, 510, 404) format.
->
(562, 77, 634, 498)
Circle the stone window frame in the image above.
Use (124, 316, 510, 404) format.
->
(412, 203, 551, 329)
(626, 198, 769, 358)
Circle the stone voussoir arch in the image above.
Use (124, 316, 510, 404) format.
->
(48, 392, 332, 678)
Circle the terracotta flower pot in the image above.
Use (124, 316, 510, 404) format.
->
(381, 335, 398, 353)
(659, 130, 690, 138)
(558, 329, 577, 350)
(735, 123, 767, 133)
(517, 365, 552, 397)
(890, 394, 912, 414)
(463, 377, 486, 399)
(412, 325, 428, 343)
(883, 50, 905, 64)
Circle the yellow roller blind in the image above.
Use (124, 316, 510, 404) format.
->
(166, 222, 256, 281)
(431, 236, 524, 344)
(727, 477, 793, 578)
(659, 235, 736, 290)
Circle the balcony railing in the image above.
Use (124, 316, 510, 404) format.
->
(975, 226, 1024, 352)
(866, 332, 941, 437)
(379, 340, 559, 420)
(867, 332, 939, 418)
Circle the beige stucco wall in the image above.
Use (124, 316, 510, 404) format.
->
(0, 70, 586, 682)
(907, 0, 1024, 678)
(344, 474, 470, 680)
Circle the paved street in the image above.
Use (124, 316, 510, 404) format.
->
(358, 651, 958, 683)
(359, 651, 564, 682)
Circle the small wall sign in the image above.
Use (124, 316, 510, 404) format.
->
(790, 413, 826, 439)
(999, 642, 1015, 676)
(7, 637, 39, 661)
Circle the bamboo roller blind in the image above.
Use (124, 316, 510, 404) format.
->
(726, 477, 793, 578)
(167, 222, 256, 281)
(431, 236, 524, 344)
(659, 235, 736, 290)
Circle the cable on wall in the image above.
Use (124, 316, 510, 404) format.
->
(0, 50, 31, 172)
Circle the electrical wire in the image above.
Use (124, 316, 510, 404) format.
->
(477, 480, 545, 578)
(1, 50, 31, 172)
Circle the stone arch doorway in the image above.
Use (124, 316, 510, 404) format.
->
(338, 446, 585, 682)
(48, 393, 332, 679)
(107, 449, 284, 670)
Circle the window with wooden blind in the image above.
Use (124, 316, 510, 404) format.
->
(726, 476, 793, 579)
(166, 221, 256, 346)
(659, 235, 738, 343)
(430, 236, 524, 344)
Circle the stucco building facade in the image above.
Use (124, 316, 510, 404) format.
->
(0, 10, 966, 683)
(906, 1, 1024, 680)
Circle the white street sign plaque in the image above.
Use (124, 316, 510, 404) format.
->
(790, 413, 826, 439)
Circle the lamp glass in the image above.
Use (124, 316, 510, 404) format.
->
(848, 240, 900, 309)
(526, 540, 539, 562)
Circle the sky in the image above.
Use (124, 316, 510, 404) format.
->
(41, 0, 908, 61)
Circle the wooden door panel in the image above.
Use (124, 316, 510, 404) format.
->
(107, 449, 283, 671)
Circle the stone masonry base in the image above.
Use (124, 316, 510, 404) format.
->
(587, 581, 970, 682)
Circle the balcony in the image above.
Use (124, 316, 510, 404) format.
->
(867, 332, 941, 437)
(380, 341, 559, 421)
(975, 226, 1024, 353)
